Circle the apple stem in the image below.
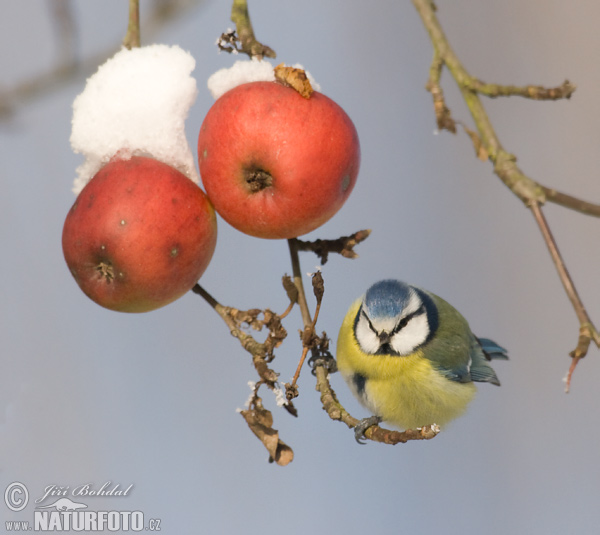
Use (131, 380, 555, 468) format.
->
(123, 0, 141, 49)
(287, 239, 312, 328)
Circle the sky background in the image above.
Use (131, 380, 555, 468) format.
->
(1, 1, 600, 533)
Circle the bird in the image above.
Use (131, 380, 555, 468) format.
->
(336, 279, 507, 440)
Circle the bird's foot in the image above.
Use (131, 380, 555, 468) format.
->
(308, 351, 337, 375)
(354, 415, 382, 444)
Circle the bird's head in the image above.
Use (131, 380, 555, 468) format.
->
(354, 280, 437, 356)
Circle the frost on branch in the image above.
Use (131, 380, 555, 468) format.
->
(70, 44, 199, 194)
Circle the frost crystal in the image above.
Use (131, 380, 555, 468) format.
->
(273, 385, 286, 408)
(207, 58, 320, 100)
(70, 44, 199, 194)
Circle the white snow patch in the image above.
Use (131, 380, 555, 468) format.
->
(207, 58, 321, 100)
(70, 44, 199, 194)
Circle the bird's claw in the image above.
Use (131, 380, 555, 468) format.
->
(353, 416, 382, 444)
(308, 352, 337, 375)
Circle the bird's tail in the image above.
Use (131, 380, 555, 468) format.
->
(478, 338, 509, 360)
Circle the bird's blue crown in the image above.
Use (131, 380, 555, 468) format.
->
(363, 279, 414, 320)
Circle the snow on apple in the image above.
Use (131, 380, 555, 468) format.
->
(70, 44, 199, 194)
(207, 58, 320, 100)
(64, 45, 218, 313)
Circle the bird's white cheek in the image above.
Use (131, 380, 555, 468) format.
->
(355, 316, 380, 354)
(390, 314, 429, 355)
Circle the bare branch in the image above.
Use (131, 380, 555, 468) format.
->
(412, 0, 599, 389)
(294, 229, 371, 264)
(529, 202, 600, 390)
(465, 78, 576, 100)
(412, 0, 600, 216)
(123, 0, 141, 49)
(229, 0, 275, 59)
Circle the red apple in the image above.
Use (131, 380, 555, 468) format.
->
(62, 156, 217, 313)
(197, 81, 360, 239)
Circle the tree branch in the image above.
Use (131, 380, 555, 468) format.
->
(528, 202, 600, 391)
(464, 78, 576, 100)
(229, 0, 275, 59)
(412, 0, 599, 388)
(412, 0, 600, 217)
(294, 229, 372, 264)
(123, 0, 141, 49)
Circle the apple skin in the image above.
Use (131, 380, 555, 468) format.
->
(62, 156, 217, 313)
(198, 81, 360, 239)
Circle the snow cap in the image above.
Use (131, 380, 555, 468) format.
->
(70, 44, 199, 194)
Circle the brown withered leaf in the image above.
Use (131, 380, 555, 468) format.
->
(240, 398, 294, 466)
(274, 63, 313, 99)
(282, 275, 299, 304)
(311, 271, 324, 303)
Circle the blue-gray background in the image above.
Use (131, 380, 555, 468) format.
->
(2, 1, 599, 533)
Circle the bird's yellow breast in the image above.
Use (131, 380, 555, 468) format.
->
(336, 300, 476, 430)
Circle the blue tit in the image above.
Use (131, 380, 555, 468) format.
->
(336, 279, 507, 433)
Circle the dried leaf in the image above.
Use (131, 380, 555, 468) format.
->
(311, 271, 324, 303)
(274, 64, 313, 99)
(240, 400, 294, 466)
(282, 275, 299, 304)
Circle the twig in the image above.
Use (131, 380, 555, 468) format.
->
(229, 0, 275, 59)
(540, 187, 600, 218)
(289, 271, 324, 389)
(191, 284, 282, 385)
(464, 78, 576, 100)
(287, 239, 313, 327)
(412, 0, 600, 217)
(529, 202, 600, 391)
(294, 229, 372, 264)
(192, 283, 297, 461)
(123, 0, 141, 49)
(284, 239, 317, 396)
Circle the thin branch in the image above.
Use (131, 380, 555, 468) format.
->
(191, 284, 282, 385)
(123, 0, 141, 49)
(294, 229, 372, 264)
(464, 78, 576, 100)
(287, 239, 313, 326)
(412, 0, 600, 389)
(540, 186, 600, 218)
(192, 282, 297, 461)
(49, 0, 78, 67)
(425, 49, 456, 133)
(412, 0, 600, 217)
(229, 0, 275, 59)
(289, 271, 324, 389)
(529, 202, 600, 391)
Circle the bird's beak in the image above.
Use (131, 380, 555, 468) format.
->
(378, 331, 391, 345)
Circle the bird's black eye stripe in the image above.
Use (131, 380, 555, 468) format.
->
(391, 304, 425, 335)
(361, 309, 378, 334)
